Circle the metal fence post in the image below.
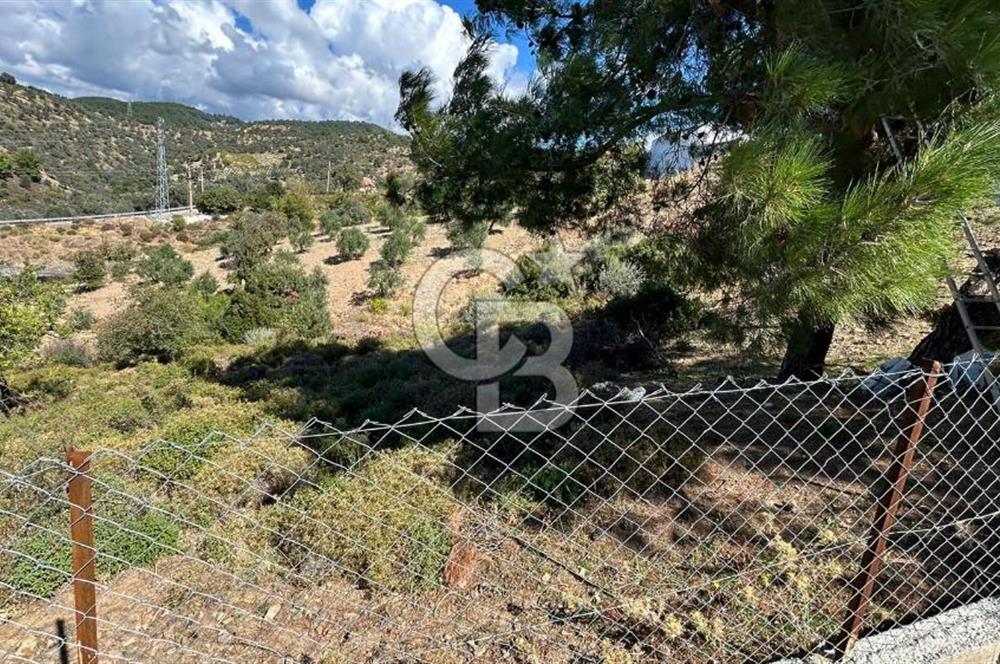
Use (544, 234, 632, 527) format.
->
(834, 359, 942, 660)
(67, 449, 99, 664)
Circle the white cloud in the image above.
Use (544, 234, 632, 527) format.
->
(0, 0, 522, 129)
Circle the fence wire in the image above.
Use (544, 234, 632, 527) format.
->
(2, 360, 1000, 663)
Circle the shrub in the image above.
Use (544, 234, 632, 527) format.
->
(180, 346, 219, 378)
(367, 259, 404, 296)
(221, 252, 331, 342)
(171, 215, 187, 232)
(597, 256, 645, 298)
(384, 170, 413, 207)
(71, 249, 107, 290)
(64, 307, 96, 332)
(369, 297, 389, 315)
(320, 210, 344, 238)
(136, 244, 194, 286)
(109, 259, 131, 280)
(97, 287, 214, 366)
(21, 367, 76, 400)
(275, 444, 456, 591)
(337, 198, 370, 226)
(243, 327, 277, 346)
(276, 181, 315, 228)
(191, 271, 219, 298)
(140, 406, 265, 482)
(0, 505, 181, 599)
(376, 203, 405, 229)
(446, 221, 488, 251)
(287, 220, 315, 252)
(138, 230, 156, 243)
(11, 148, 40, 182)
(506, 242, 578, 299)
(221, 211, 286, 280)
(41, 337, 94, 367)
(196, 186, 243, 215)
(380, 229, 413, 266)
(337, 227, 369, 259)
(105, 242, 137, 279)
(405, 217, 427, 243)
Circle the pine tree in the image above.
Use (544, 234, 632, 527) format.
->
(398, 1, 1000, 377)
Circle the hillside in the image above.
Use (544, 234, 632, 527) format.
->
(0, 80, 409, 219)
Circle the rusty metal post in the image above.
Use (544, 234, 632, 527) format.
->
(67, 449, 99, 664)
(834, 359, 942, 660)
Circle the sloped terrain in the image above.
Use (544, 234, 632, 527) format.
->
(0, 81, 409, 219)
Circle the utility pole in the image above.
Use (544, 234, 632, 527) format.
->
(325, 160, 331, 194)
(126, 100, 132, 119)
(199, 163, 204, 192)
(186, 163, 194, 212)
(155, 117, 169, 214)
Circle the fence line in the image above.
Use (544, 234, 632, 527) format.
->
(0, 206, 192, 226)
(2, 359, 1000, 662)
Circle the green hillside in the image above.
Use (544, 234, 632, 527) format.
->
(0, 80, 408, 219)
(74, 97, 240, 128)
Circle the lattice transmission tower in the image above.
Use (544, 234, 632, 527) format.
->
(155, 117, 169, 213)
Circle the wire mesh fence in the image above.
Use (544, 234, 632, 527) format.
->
(2, 359, 1000, 663)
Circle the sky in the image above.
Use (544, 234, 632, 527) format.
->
(0, 0, 534, 130)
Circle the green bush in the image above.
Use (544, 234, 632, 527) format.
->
(276, 181, 315, 227)
(221, 252, 331, 342)
(376, 202, 405, 229)
(196, 186, 243, 215)
(320, 210, 345, 238)
(221, 211, 286, 280)
(446, 221, 488, 251)
(11, 148, 41, 181)
(367, 259, 404, 296)
(171, 215, 187, 232)
(337, 227, 370, 259)
(70, 249, 107, 290)
(135, 244, 194, 286)
(369, 297, 389, 315)
(64, 307, 96, 332)
(287, 220, 315, 252)
(141, 406, 264, 482)
(42, 338, 92, 366)
(191, 271, 219, 298)
(97, 287, 214, 366)
(1, 509, 179, 598)
(103, 243, 135, 280)
(337, 198, 370, 226)
(380, 229, 413, 266)
(275, 445, 456, 591)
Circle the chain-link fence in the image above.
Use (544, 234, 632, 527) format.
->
(2, 359, 1000, 663)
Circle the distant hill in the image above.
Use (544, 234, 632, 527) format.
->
(0, 80, 409, 219)
(74, 97, 241, 128)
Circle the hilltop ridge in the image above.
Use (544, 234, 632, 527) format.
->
(0, 78, 409, 219)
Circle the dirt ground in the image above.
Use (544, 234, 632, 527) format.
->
(3, 211, 999, 377)
(0, 214, 560, 343)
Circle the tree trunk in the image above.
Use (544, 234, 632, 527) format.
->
(909, 250, 1000, 363)
(778, 315, 836, 381)
(0, 375, 19, 415)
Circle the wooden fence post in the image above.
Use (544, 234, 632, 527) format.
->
(834, 359, 942, 660)
(67, 449, 99, 664)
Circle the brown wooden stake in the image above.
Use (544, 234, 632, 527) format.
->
(67, 449, 99, 664)
(834, 359, 942, 660)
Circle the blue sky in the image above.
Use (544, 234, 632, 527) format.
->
(0, 0, 533, 129)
